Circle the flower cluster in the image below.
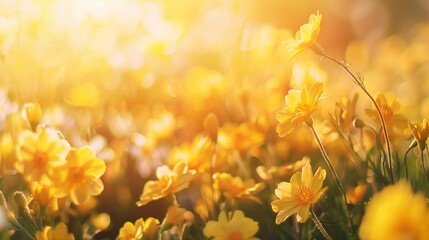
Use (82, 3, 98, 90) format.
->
(1, 1, 429, 240)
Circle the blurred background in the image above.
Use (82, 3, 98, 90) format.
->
(1, 0, 429, 238)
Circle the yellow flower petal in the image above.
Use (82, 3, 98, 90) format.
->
(70, 184, 89, 205)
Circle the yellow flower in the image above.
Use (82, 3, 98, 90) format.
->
(213, 173, 264, 203)
(136, 161, 196, 207)
(365, 93, 408, 140)
(17, 126, 71, 184)
(285, 11, 322, 58)
(146, 110, 176, 141)
(35, 222, 75, 240)
(168, 134, 214, 174)
(276, 82, 324, 137)
(271, 161, 327, 224)
(332, 93, 359, 133)
(408, 119, 429, 151)
(203, 210, 259, 240)
(23, 102, 42, 130)
(217, 120, 266, 153)
(164, 204, 186, 226)
(256, 157, 307, 181)
(359, 181, 429, 240)
(116, 217, 160, 240)
(30, 183, 59, 214)
(54, 147, 106, 205)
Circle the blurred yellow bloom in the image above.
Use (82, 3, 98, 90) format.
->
(276, 82, 324, 137)
(35, 222, 75, 240)
(256, 158, 306, 181)
(332, 93, 359, 133)
(359, 182, 429, 240)
(365, 93, 408, 140)
(217, 120, 266, 153)
(64, 82, 100, 107)
(213, 173, 264, 203)
(17, 127, 71, 184)
(271, 161, 327, 224)
(168, 134, 214, 173)
(408, 119, 429, 151)
(116, 217, 160, 240)
(203, 210, 259, 240)
(23, 102, 42, 130)
(31, 183, 59, 214)
(54, 147, 106, 205)
(137, 161, 196, 206)
(285, 11, 322, 58)
(146, 110, 176, 141)
(163, 204, 186, 230)
(90, 213, 111, 231)
(76, 196, 98, 215)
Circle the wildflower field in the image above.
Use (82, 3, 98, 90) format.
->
(1, 1, 429, 239)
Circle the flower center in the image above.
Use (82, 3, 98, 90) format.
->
(68, 167, 85, 183)
(297, 103, 312, 113)
(33, 151, 49, 168)
(294, 186, 313, 206)
(226, 231, 244, 240)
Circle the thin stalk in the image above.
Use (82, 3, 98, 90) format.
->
(308, 124, 352, 229)
(327, 116, 364, 165)
(310, 208, 332, 240)
(179, 223, 187, 240)
(403, 140, 417, 181)
(421, 149, 429, 185)
(315, 45, 394, 182)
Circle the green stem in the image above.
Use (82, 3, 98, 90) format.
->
(421, 149, 429, 185)
(316, 45, 394, 183)
(308, 123, 352, 229)
(403, 140, 417, 181)
(310, 208, 332, 240)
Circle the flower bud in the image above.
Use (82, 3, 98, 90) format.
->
(14, 191, 28, 210)
(91, 213, 111, 231)
(353, 118, 366, 129)
(204, 112, 219, 141)
(0, 191, 7, 208)
(24, 102, 42, 131)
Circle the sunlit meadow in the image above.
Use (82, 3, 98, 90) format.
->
(1, 0, 429, 239)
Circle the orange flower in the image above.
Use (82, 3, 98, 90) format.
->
(276, 82, 324, 137)
(54, 147, 106, 205)
(271, 161, 327, 224)
(136, 161, 196, 206)
(17, 126, 71, 184)
(346, 183, 367, 204)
